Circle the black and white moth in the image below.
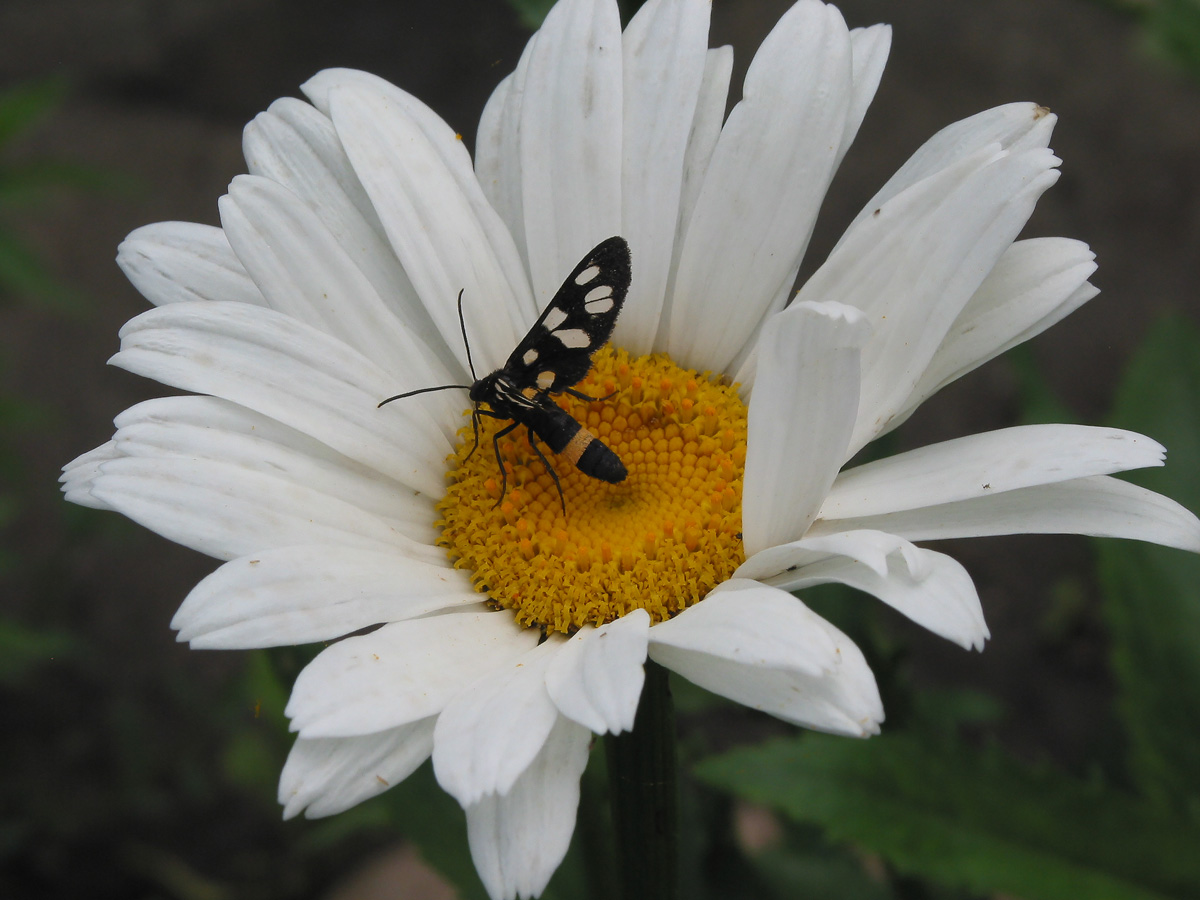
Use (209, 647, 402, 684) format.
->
(379, 236, 632, 512)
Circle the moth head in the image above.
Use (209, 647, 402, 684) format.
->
(470, 371, 500, 405)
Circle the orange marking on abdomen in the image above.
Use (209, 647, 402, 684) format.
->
(562, 427, 595, 465)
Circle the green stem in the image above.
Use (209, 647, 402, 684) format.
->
(604, 660, 678, 900)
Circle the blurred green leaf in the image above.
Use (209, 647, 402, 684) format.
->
(670, 666, 730, 715)
(221, 731, 283, 800)
(219, 651, 294, 798)
(1145, 0, 1200, 78)
(0, 227, 85, 311)
(1093, 0, 1200, 79)
(1100, 312, 1200, 817)
(0, 388, 53, 432)
(243, 649, 292, 732)
(507, 0, 557, 28)
(1106, 313, 1200, 520)
(752, 834, 894, 900)
(1038, 573, 1092, 642)
(1009, 343, 1080, 426)
(696, 732, 1200, 900)
(907, 687, 1005, 737)
(0, 76, 128, 316)
(0, 617, 77, 685)
(0, 77, 68, 149)
(0, 159, 130, 205)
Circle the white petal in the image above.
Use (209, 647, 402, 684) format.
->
(805, 142, 1062, 455)
(739, 528, 902, 582)
(545, 609, 649, 734)
(242, 101, 464, 376)
(840, 25, 891, 163)
(614, 0, 710, 354)
(833, 102, 1058, 250)
(433, 637, 565, 807)
(705, 22, 888, 360)
(172, 545, 472, 649)
(821, 425, 1165, 521)
(720, 19, 893, 373)
(476, 71, 525, 264)
(783, 549, 987, 651)
(894, 238, 1097, 424)
(61, 440, 120, 509)
(960, 237, 1094, 336)
(219, 175, 456, 412)
(327, 84, 529, 372)
(110, 301, 449, 494)
(809, 474, 1200, 554)
(86, 455, 412, 562)
(659, 45, 734, 352)
(304, 68, 536, 333)
(517, 0, 624, 308)
(665, 0, 854, 373)
(287, 609, 539, 738)
(704, 23, 888, 360)
(672, 45, 733, 258)
(280, 718, 435, 819)
(649, 579, 836, 676)
(111, 395, 438, 544)
(738, 530, 988, 650)
(117, 221, 265, 308)
(743, 300, 870, 556)
(649, 579, 883, 736)
(465, 716, 591, 900)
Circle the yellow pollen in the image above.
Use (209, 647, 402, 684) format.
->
(436, 346, 747, 634)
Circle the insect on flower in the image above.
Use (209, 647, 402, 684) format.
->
(379, 236, 632, 512)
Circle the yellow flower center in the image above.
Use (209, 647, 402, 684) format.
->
(436, 347, 747, 634)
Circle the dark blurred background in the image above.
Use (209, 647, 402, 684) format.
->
(2, 1, 1198, 898)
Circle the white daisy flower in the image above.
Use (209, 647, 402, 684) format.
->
(62, 0, 1200, 897)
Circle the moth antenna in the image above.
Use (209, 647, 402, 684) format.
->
(457, 288, 478, 382)
(377, 383, 472, 408)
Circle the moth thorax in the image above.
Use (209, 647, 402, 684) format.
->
(469, 372, 499, 404)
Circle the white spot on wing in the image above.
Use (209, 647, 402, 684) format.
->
(522, 348, 538, 366)
(543, 307, 568, 330)
(537, 371, 555, 390)
(575, 265, 600, 285)
(585, 285, 611, 303)
(585, 296, 614, 314)
(554, 329, 591, 348)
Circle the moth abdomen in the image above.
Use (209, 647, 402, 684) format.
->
(531, 405, 627, 485)
(575, 435, 627, 484)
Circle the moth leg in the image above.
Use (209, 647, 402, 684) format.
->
(464, 407, 484, 463)
(524, 429, 567, 515)
(489, 419, 520, 507)
(563, 387, 617, 403)
(468, 407, 507, 463)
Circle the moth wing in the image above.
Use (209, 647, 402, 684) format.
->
(504, 236, 631, 393)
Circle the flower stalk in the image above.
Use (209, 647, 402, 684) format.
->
(605, 660, 679, 900)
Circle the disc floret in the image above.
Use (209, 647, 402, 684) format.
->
(437, 346, 747, 633)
